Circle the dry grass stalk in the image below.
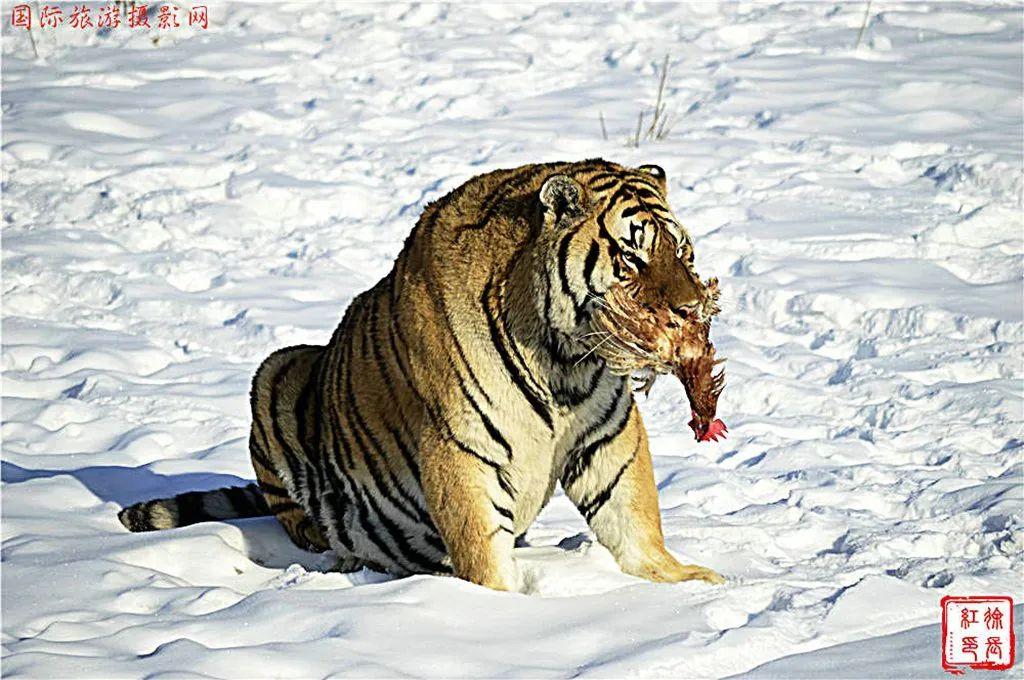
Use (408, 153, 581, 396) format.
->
(645, 54, 670, 139)
(618, 54, 677, 148)
(632, 109, 645, 148)
(854, 1, 873, 48)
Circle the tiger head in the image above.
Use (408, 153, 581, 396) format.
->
(538, 162, 721, 377)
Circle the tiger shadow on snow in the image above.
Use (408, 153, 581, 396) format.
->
(1, 461, 326, 570)
(3, 461, 601, 576)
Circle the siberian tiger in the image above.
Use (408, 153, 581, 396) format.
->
(120, 159, 725, 590)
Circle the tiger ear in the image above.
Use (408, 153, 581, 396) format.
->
(637, 164, 667, 191)
(539, 174, 584, 226)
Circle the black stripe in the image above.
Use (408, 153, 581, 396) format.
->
(458, 380, 513, 460)
(590, 179, 620, 192)
(329, 310, 361, 471)
(294, 356, 319, 454)
(269, 500, 302, 514)
(389, 289, 486, 458)
(368, 293, 425, 482)
(258, 480, 291, 498)
(360, 297, 376, 362)
(603, 184, 634, 218)
(581, 448, 638, 521)
(496, 467, 517, 500)
(455, 443, 517, 500)
(251, 413, 276, 469)
(482, 277, 553, 430)
(445, 421, 501, 468)
(581, 240, 601, 300)
(628, 183, 670, 226)
(492, 501, 514, 523)
(631, 186, 661, 202)
(174, 491, 209, 526)
(597, 202, 625, 248)
(542, 255, 556, 333)
(329, 383, 358, 473)
(620, 204, 643, 219)
(541, 255, 592, 366)
(137, 504, 161, 530)
(495, 255, 555, 411)
(390, 318, 483, 467)
(596, 228, 622, 258)
(226, 486, 269, 517)
(339, 393, 416, 529)
(296, 516, 315, 538)
(249, 360, 277, 456)
(595, 206, 627, 284)
(627, 175, 664, 195)
(359, 484, 444, 573)
(387, 425, 421, 480)
(318, 307, 365, 555)
(422, 269, 493, 406)
(422, 531, 449, 556)
(588, 171, 626, 187)
(455, 164, 542, 234)
(562, 384, 631, 489)
(342, 335, 430, 527)
(552, 362, 605, 408)
(318, 300, 360, 452)
(349, 481, 408, 567)
(321, 464, 356, 553)
(545, 327, 592, 367)
(318, 490, 344, 548)
(385, 312, 418, 397)
(302, 349, 327, 536)
(303, 462, 326, 531)
(268, 355, 306, 485)
(249, 439, 275, 471)
(571, 378, 629, 451)
(120, 506, 147, 532)
(557, 230, 583, 319)
(340, 302, 444, 565)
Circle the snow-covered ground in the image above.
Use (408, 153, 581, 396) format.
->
(737, 604, 1023, 679)
(3, 2, 1022, 677)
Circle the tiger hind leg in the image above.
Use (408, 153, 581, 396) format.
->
(250, 430, 329, 552)
(252, 457, 363, 572)
(252, 431, 366, 572)
(249, 345, 332, 553)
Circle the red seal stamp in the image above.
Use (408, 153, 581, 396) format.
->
(941, 596, 1015, 675)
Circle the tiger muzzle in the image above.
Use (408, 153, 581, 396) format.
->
(591, 278, 726, 442)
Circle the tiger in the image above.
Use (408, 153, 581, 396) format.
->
(119, 159, 725, 591)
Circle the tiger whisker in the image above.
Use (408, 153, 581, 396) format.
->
(575, 330, 611, 340)
(584, 292, 610, 310)
(574, 333, 617, 367)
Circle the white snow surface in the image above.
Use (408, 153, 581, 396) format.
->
(735, 604, 1024, 679)
(3, 2, 1022, 678)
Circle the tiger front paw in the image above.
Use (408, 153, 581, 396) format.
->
(622, 551, 725, 585)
